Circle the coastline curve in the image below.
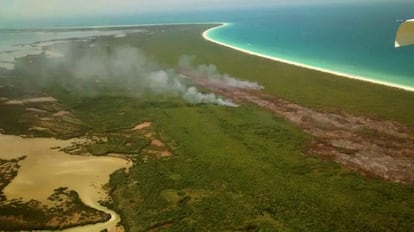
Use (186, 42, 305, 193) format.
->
(202, 23, 414, 93)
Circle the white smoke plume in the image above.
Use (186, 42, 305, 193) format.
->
(183, 87, 238, 107)
(43, 44, 238, 107)
(178, 55, 263, 90)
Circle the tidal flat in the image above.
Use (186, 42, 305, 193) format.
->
(0, 24, 414, 231)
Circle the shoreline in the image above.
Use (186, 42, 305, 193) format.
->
(0, 22, 224, 68)
(3, 21, 413, 93)
(202, 23, 414, 93)
(0, 133, 131, 231)
(0, 22, 225, 31)
(62, 193, 122, 232)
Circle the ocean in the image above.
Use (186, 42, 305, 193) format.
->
(1, 1, 413, 90)
(205, 2, 414, 90)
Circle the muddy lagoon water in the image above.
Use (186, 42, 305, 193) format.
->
(0, 133, 131, 231)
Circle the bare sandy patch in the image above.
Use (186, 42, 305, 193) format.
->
(114, 33, 126, 38)
(0, 62, 14, 70)
(146, 150, 172, 158)
(3, 99, 24, 105)
(45, 50, 65, 58)
(151, 139, 164, 147)
(4, 97, 58, 105)
(53, 110, 70, 117)
(159, 151, 173, 158)
(28, 126, 48, 131)
(133, 122, 152, 130)
(26, 107, 48, 113)
(134, 122, 174, 159)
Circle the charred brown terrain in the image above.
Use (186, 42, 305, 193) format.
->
(188, 70, 414, 184)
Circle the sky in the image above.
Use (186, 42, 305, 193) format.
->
(3, 0, 261, 19)
(0, 0, 400, 28)
(0, 0, 378, 20)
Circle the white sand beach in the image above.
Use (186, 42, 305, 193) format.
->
(203, 23, 414, 93)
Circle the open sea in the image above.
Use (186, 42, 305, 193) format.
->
(1, 1, 413, 89)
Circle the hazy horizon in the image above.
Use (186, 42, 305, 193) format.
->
(0, 0, 399, 28)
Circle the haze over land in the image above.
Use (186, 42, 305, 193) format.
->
(0, 0, 403, 28)
(2, 0, 413, 90)
(0, 0, 376, 18)
(1, 1, 414, 231)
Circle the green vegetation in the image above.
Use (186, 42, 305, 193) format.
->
(109, 102, 414, 231)
(114, 24, 414, 126)
(0, 157, 110, 231)
(0, 188, 110, 231)
(0, 157, 25, 202)
(0, 83, 28, 134)
(86, 133, 150, 156)
(99, 25, 414, 231)
(42, 24, 414, 126)
(1, 24, 414, 231)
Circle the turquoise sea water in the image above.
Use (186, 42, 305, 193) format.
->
(1, 2, 414, 89)
(206, 2, 414, 89)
